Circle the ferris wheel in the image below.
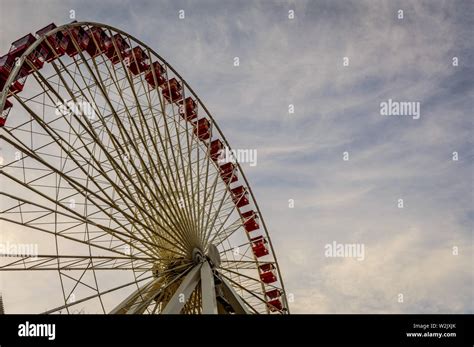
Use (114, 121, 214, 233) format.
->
(0, 21, 289, 314)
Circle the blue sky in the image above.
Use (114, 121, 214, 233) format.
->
(0, 0, 472, 313)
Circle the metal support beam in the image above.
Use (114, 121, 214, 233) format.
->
(200, 261, 217, 314)
(109, 279, 160, 314)
(220, 277, 251, 314)
(161, 264, 201, 314)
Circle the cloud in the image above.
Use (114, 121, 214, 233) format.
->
(295, 227, 473, 313)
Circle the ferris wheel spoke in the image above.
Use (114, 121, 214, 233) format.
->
(64, 59, 192, 242)
(0, 169, 163, 260)
(148, 95, 199, 248)
(220, 259, 270, 270)
(203, 192, 239, 248)
(197, 135, 217, 249)
(139, 47, 201, 234)
(1, 163, 161, 260)
(132, 56, 204, 247)
(166, 106, 200, 247)
(1, 107, 168, 258)
(219, 266, 264, 287)
(50, 55, 180, 245)
(67, 51, 194, 252)
(198, 164, 223, 248)
(208, 217, 243, 248)
(181, 110, 203, 246)
(0, 212, 151, 261)
(199, 170, 229, 248)
(42, 274, 155, 314)
(0, 254, 154, 271)
(89, 53, 196, 250)
(102, 36, 190, 224)
(9, 74, 189, 257)
(183, 128, 213, 248)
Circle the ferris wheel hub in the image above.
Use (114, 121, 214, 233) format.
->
(192, 248, 204, 264)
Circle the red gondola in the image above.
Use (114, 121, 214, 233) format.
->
(0, 55, 26, 94)
(86, 27, 110, 57)
(260, 271, 277, 284)
(210, 139, 224, 162)
(231, 186, 249, 208)
(36, 23, 69, 62)
(10, 34, 47, 72)
(259, 263, 275, 272)
(259, 262, 277, 284)
(9, 34, 36, 57)
(64, 26, 90, 57)
(193, 118, 210, 140)
(105, 34, 130, 64)
(241, 210, 259, 232)
(265, 289, 281, 300)
(219, 162, 237, 184)
(145, 61, 167, 88)
(179, 97, 197, 121)
(162, 78, 182, 103)
(267, 298, 283, 312)
(251, 235, 269, 258)
(35, 23, 57, 38)
(127, 46, 149, 75)
(0, 55, 15, 86)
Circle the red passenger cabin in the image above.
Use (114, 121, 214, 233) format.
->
(241, 210, 259, 232)
(36, 23, 68, 62)
(145, 61, 167, 88)
(0, 55, 26, 94)
(9, 34, 47, 73)
(259, 263, 277, 284)
(267, 298, 283, 312)
(193, 118, 210, 140)
(251, 235, 269, 258)
(105, 34, 130, 64)
(210, 139, 224, 162)
(86, 27, 110, 57)
(127, 46, 149, 75)
(265, 288, 281, 300)
(162, 78, 182, 103)
(265, 283, 284, 312)
(179, 97, 197, 121)
(231, 186, 249, 208)
(219, 162, 237, 184)
(64, 26, 90, 57)
(9, 34, 37, 57)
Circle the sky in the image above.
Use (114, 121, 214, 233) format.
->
(0, 0, 473, 313)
